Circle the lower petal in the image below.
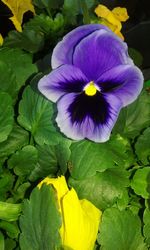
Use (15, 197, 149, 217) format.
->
(56, 93, 122, 142)
(56, 93, 84, 141)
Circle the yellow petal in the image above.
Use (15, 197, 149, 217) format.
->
(9, 16, 22, 32)
(95, 4, 111, 18)
(112, 7, 129, 22)
(100, 19, 117, 32)
(95, 4, 121, 33)
(80, 199, 102, 249)
(0, 34, 3, 46)
(100, 19, 124, 40)
(38, 176, 69, 208)
(1, 0, 35, 32)
(115, 30, 125, 40)
(60, 188, 101, 250)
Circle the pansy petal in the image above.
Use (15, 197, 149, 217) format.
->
(56, 93, 84, 141)
(60, 188, 101, 250)
(73, 30, 132, 81)
(97, 64, 143, 107)
(87, 93, 122, 142)
(56, 93, 122, 142)
(38, 176, 68, 207)
(38, 64, 88, 102)
(51, 24, 110, 69)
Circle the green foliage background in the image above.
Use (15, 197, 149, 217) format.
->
(0, 0, 150, 249)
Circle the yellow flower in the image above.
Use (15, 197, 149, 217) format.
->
(94, 4, 129, 40)
(1, 0, 35, 32)
(0, 34, 3, 46)
(38, 176, 102, 250)
(0, 0, 35, 45)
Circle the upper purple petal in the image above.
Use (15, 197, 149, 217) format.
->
(38, 64, 88, 102)
(96, 64, 143, 107)
(56, 92, 122, 142)
(72, 30, 132, 81)
(51, 24, 110, 69)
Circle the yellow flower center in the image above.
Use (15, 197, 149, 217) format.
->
(84, 81, 98, 96)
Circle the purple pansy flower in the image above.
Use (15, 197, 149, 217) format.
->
(38, 24, 143, 142)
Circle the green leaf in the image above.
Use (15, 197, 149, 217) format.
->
(128, 48, 143, 67)
(0, 221, 19, 239)
(5, 14, 64, 53)
(78, 0, 92, 24)
(63, 0, 79, 15)
(0, 232, 4, 250)
(113, 90, 150, 138)
(8, 145, 38, 177)
(116, 189, 129, 210)
(25, 13, 64, 34)
(0, 124, 29, 164)
(63, 0, 80, 24)
(33, 0, 63, 11)
(18, 85, 62, 145)
(13, 182, 31, 203)
(20, 184, 61, 250)
(33, 0, 46, 9)
(84, 0, 95, 8)
(135, 128, 150, 165)
(144, 79, 150, 88)
(131, 167, 150, 199)
(69, 135, 132, 179)
(55, 139, 71, 174)
(69, 168, 129, 210)
(0, 48, 37, 90)
(29, 144, 58, 181)
(4, 238, 16, 250)
(0, 92, 14, 143)
(143, 208, 150, 247)
(128, 193, 142, 215)
(0, 61, 18, 99)
(0, 171, 14, 200)
(0, 202, 22, 221)
(99, 208, 146, 250)
(63, 0, 94, 24)
(5, 30, 44, 54)
(30, 139, 71, 181)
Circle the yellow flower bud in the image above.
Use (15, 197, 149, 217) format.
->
(38, 176, 102, 250)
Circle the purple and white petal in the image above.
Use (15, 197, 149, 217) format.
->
(56, 93, 84, 141)
(96, 64, 143, 107)
(38, 64, 88, 102)
(56, 92, 122, 142)
(51, 24, 110, 69)
(73, 30, 132, 81)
